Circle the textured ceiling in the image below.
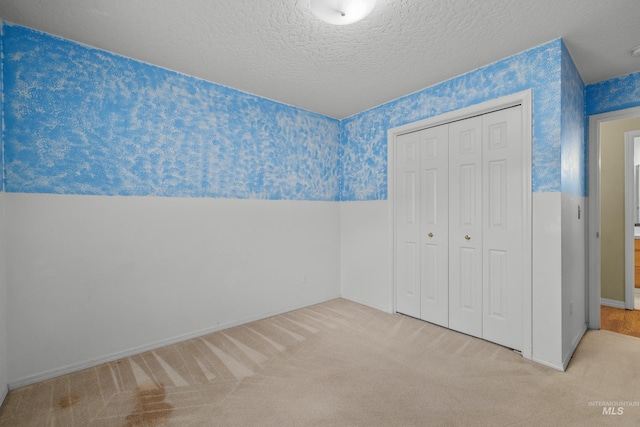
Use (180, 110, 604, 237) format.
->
(0, 0, 639, 119)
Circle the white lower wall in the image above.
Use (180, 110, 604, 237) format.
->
(531, 192, 564, 369)
(0, 191, 8, 404)
(341, 194, 569, 370)
(531, 192, 588, 371)
(561, 193, 587, 368)
(6, 193, 340, 387)
(340, 200, 391, 313)
(4, 191, 580, 386)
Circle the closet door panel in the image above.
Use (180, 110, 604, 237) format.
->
(395, 131, 421, 318)
(394, 104, 525, 353)
(482, 106, 523, 350)
(448, 117, 483, 338)
(420, 125, 449, 327)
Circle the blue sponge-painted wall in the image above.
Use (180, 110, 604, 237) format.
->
(9, 23, 638, 202)
(586, 71, 640, 116)
(340, 40, 564, 200)
(2, 23, 340, 200)
(560, 42, 586, 197)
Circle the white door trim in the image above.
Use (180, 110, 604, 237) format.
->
(387, 90, 532, 359)
(624, 130, 640, 310)
(588, 106, 640, 328)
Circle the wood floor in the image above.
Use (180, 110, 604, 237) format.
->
(600, 305, 640, 338)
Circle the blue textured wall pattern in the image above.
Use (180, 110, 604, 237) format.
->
(560, 41, 586, 197)
(340, 40, 564, 200)
(3, 24, 340, 200)
(586, 71, 640, 116)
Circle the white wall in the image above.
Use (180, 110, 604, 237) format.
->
(561, 193, 587, 368)
(340, 200, 391, 313)
(2, 184, 575, 387)
(6, 193, 341, 387)
(0, 191, 8, 405)
(531, 192, 563, 369)
(341, 192, 567, 370)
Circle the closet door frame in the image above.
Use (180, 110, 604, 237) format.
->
(388, 90, 533, 360)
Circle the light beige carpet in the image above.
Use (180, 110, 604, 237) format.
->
(1, 298, 640, 426)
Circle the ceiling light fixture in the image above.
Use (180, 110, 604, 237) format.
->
(631, 45, 640, 57)
(310, 0, 376, 25)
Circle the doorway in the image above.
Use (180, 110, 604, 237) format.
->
(588, 106, 640, 334)
(625, 131, 640, 311)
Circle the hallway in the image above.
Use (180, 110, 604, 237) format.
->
(600, 304, 640, 338)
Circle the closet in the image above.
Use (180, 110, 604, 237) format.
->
(395, 106, 524, 351)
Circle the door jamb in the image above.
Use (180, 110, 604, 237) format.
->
(387, 90, 532, 360)
(588, 106, 640, 328)
(624, 130, 640, 309)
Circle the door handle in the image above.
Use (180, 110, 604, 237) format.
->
(428, 233, 434, 238)
(465, 234, 471, 240)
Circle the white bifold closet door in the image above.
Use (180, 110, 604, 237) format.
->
(481, 106, 523, 350)
(395, 105, 523, 351)
(448, 115, 483, 337)
(395, 124, 449, 327)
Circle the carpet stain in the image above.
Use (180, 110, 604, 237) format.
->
(125, 383, 173, 427)
(57, 394, 81, 409)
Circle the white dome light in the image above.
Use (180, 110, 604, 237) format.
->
(310, 0, 376, 25)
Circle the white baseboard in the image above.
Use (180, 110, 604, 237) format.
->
(0, 386, 9, 406)
(8, 294, 341, 389)
(0, 384, 7, 407)
(340, 293, 392, 314)
(601, 298, 626, 309)
(531, 355, 565, 372)
(562, 323, 588, 370)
